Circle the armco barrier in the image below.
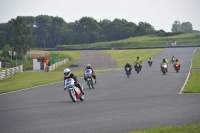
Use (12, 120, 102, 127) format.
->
(0, 65, 23, 80)
(48, 58, 69, 72)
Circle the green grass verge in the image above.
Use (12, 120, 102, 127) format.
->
(182, 70, 200, 93)
(130, 124, 200, 133)
(57, 33, 200, 49)
(183, 48, 200, 93)
(103, 49, 163, 68)
(192, 48, 200, 69)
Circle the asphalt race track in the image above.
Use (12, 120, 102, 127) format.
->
(0, 48, 200, 133)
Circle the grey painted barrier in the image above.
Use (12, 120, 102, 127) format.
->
(0, 65, 23, 80)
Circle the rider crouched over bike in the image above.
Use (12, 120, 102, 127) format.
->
(160, 57, 169, 72)
(64, 68, 84, 95)
(124, 62, 132, 75)
(174, 58, 181, 70)
(134, 56, 143, 71)
(84, 64, 97, 83)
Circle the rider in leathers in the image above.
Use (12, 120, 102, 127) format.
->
(174, 58, 181, 70)
(148, 57, 153, 63)
(124, 62, 132, 75)
(134, 56, 143, 71)
(160, 57, 169, 72)
(84, 64, 97, 83)
(64, 68, 84, 95)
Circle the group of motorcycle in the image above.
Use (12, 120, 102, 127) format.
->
(161, 57, 180, 75)
(64, 57, 180, 102)
(64, 69, 95, 102)
(126, 59, 180, 77)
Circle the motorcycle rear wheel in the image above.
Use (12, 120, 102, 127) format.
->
(87, 81, 91, 89)
(91, 80, 94, 89)
(80, 95, 84, 101)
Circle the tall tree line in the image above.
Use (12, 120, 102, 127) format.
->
(171, 21, 193, 32)
(0, 15, 194, 49)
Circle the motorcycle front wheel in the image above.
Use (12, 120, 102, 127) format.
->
(69, 89, 77, 102)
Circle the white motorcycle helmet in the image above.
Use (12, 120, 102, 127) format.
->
(63, 68, 71, 77)
(86, 64, 91, 69)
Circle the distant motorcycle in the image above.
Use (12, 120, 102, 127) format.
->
(161, 63, 167, 75)
(84, 69, 95, 89)
(171, 58, 175, 63)
(148, 61, 153, 67)
(64, 78, 84, 102)
(174, 62, 180, 73)
(125, 67, 131, 78)
(135, 63, 141, 74)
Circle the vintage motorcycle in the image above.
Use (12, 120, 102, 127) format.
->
(64, 78, 84, 102)
(84, 69, 95, 89)
(161, 63, 168, 75)
(174, 62, 180, 73)
(125, 67, 131, 78)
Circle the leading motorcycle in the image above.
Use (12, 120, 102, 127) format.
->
(64, 78, 84, 102)
(84, 69, 95, 89)
(125, 67, 131, 78)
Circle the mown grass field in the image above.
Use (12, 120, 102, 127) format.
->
(103, 49, 162, 68)
(57, 32, 200, 49)
(130, 124, 200, 133)
(183, 47, 200, 93)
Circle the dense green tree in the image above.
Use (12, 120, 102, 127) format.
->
(171, 21, 193, 33)
(34, 15, 52, 48)
(99, 19, 111, 41)
(171, 21, 182, 32)
(78, 17, 101, 44)
(181, 22, 193, 33)
(136, 22, 155, 36)
(1, 44, 12, 58)
(9, 16, 35, 57)
(51, 17, 68, 47)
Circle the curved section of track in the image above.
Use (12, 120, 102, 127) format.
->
(0, 48, 199, 133)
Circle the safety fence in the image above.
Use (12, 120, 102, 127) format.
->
(48, 58, 69, 72)
(0, 65, 23, 80)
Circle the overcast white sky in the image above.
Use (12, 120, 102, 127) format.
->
(0, 0, 199, 32)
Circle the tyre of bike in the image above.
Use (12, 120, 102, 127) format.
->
(69, 89, 77, 102)
(162, 68, 166, 75)
(175, 67, 179, 73)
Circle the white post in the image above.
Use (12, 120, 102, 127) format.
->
(9, 51, 12, 68)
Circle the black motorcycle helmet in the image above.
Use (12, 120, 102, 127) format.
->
(163, 57, 166, 62)
(137, 56, 139, 59)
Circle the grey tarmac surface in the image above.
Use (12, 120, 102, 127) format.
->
(69, 50, 116, 71)
(0, 48, 200, 133)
